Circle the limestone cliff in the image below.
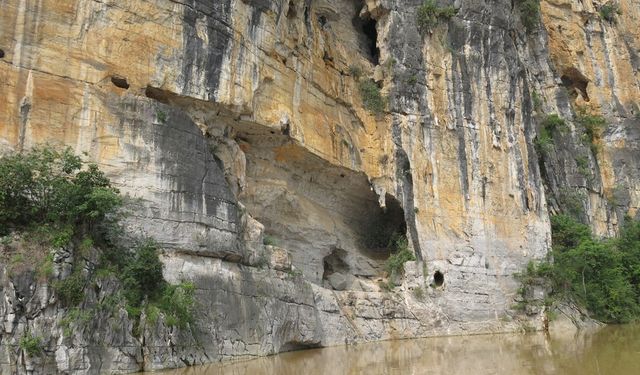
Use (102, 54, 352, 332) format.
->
(0, 0, 638, 373)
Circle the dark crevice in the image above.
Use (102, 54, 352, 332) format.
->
(433, 271, 444, 287)
(353, 10, 379, 65)
(318, 15, 327, 27)
(110, 76, 129, 90)
(0, 49, 5, 59)
(279, 341, 321, 352)
(286, 0, 296, 18)
(145, 86, 171, 104)
(560, 67, 590, 101)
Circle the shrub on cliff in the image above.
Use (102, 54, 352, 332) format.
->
(416, 0, 457, 33)
(0, 146, 121, 238)
(517, 0, 540, 32)
(0, 147, 194, 328)
(521, 215, 640, 323)
(600, 3, 622, 23)
(385, 234, 416, 278)
(358, 78, 386, 114)
(575, 109, 606, 155)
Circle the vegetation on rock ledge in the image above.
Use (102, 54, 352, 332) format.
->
(416, 0, 457, 34)
(518, 215, 640, 323)
(0, 146, 194, 330)
(517, 0, 541, 32)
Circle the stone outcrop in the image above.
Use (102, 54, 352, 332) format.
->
(1, 0, 639, 373)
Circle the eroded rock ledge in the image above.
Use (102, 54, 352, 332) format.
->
(1, 0, 639, 373)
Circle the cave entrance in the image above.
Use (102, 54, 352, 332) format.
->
(560, 67, 590, 101)
(433, 271, 444, 287)
(361, 194, 407, 259)
(353, 6, 379, 65)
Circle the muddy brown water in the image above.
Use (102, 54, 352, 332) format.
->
(149, 324, 640, 375)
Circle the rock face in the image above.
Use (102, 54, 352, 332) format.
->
(0, 0, 639, 373)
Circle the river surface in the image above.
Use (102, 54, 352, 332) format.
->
(152, 324, 640, 375)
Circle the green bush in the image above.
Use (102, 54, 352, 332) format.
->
(541, 114, 567, 132)
(0, 146, 121, 237)
(384, 235, 416, 277)
(54, 269, 86, 306)
(120, 240, 165, 307)
(535, 114, 567, 154)
(0, 147, 194, 329)
(576, 110, 606, 154)
(600, 3, 621, 23)
(557, 188, 587, 221)
(521, 215, 640, 323)
(263, 235, 276, 246)
(531, 91, 543, 111)
(348, 65, 363, 79)
(150, 282, 195, 328)
(358, 79, 386, 114)
(417, 0, 457, 33)
(19, 333, 43, 356)
(517, 0, 541, 32)
(115, 240, 195, 328)
(575, 156, 591, 178)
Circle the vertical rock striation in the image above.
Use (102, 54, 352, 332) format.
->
(0, 0, 639, 372)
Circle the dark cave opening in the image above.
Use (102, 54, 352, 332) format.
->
(110, 76, 130, 90)
(361, 194, 407, 258)
(144, 86, 170, 103)
(0, 49, 5, 59)
(286, 0, 296, 18)
(352, 10, 379, 65)
(560, 67, 590, 101)
(433, 271, 444, 287)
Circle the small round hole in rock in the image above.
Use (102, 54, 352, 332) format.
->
(433, 271, 444, 287)
(110, 76, 129, 89)
(0, 49, 5, 59)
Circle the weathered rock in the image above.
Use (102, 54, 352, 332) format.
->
(1, 0, 639, 373)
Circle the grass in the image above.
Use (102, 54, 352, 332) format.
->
(263, 235, 276, 246)
(575, 109, 606, 155)
(535, 114, 567, 154)
(600, 3, 621, 23)
(358, 79, 386, 114)
(575, 156, 591, 179)
(156, 109, 167, 124)
(532, 90, 543, 111)
(348, 65, 363, 79)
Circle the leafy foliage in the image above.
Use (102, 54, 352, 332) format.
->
(348, 65, 363, 79)
(416, 0, 457, 33)
(600, 3, 622, 23)
(0, 146, 121, 237)
(0, 147, 194, 329)
(517, 0, 540, 32)
(523, 215, 640, 323)
(358, 79, 386, 114)
(535, 114, 567, 154)
(384, 235, 416, 277)
(54, 269, 86, 306)
(575, 109, 606, 154)
(19, 333, 43, 356)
